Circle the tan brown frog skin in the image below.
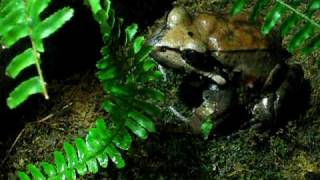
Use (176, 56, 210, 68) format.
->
(149, 7, 285, 88)
(149, 7, 306, 134)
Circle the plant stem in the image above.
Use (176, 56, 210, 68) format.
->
(276, 0, 320, 30)
(30, 41, 49, 99)
(22, 0, 49, 99)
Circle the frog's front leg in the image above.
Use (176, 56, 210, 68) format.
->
(190, 84, 236, 134)
(251, 64, 306, 128)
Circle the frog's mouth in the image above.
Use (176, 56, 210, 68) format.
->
(151, 46, 229, 85)
(151, 46, 189, 70)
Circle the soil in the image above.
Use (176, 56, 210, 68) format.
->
(1, 0, 320, 179)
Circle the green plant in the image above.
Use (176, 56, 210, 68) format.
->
(231, 0, 320, 53)
(17, 0, 164, 179)
(0, 0, 74, 109)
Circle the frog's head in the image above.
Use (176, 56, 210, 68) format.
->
(148, 7, 208, 70)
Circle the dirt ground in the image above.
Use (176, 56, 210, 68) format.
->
(1, 0, 320, 179)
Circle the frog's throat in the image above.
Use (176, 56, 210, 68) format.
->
(178, 61, 227, 85)
(199, 71, 226, 85)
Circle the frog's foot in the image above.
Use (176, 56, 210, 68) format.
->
(251, 94, 276, 126)
(251, 64, 307, 129)
(190, 84, 236, 134)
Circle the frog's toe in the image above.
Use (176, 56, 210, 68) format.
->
(251, 94, 276, 125)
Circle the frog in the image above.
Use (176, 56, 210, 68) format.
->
(148, 7, 307, 134)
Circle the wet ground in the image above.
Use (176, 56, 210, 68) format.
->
(0, 0, 320, 179)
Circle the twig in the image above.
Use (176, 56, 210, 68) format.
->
(0, 128, 25, 167)
(0, 102, 73, 167)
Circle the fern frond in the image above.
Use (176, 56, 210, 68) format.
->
(17, 119, 127, 180)
(231, 0, 320, 53)
(17, 0, 164, 179)
(0, 0, 74, 108)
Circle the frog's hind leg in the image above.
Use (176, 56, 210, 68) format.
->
(272, 64, 309, 125)
(252, 64, 309, 130)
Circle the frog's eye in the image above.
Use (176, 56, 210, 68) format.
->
(188, 31, 194, 37)
(160, 47, 167, 52)
(167, 7, 191, 27)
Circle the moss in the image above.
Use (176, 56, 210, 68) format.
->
(1, 0, 320, 179)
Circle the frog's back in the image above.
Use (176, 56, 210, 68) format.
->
(194, 13, 271, 51)
(193, 13, 284, 87)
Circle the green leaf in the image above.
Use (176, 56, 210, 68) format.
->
(96, 149, 109, 168)
(40, 162, 56, 176)
(6, 48, 35, 78)
(135, 46, 154, 63)
(307, 0, 320, 16)
(112, 129, 132, 150)
(134, 100, 161, 117)
(64, 142, 78, 168)
(97, 66, 118, 80)
(280, 14, 300, 36)
(125, 23, 138, 44)
(17, 172, 31, 180)
(262, 2, 286, 34)
(86, 158, 99, 174)
(74, 138, 88, 175)
(95, 118, 113, 140)
(142, 58, 156, 71)
(108, 85, 132, 97)
(96, 55, 111, 69)
(96, 118, 107, 131)
(86, 128, 104, 152)
(87, 0, 102, 14)
(288, 24, 314, 52)
(0, 0, 21, 18)
(102, 100, 116, 113)
(75, 139, 98, 174)
(54, 151, 67, 173)
(65, 170, 76, 180)
(201, 120, 214, 140)
(1, 24, 29, 47)
(33, 7, 74, 39)
(133, 36, 145, 54)
(142, 88, 165, 101)
(105, 145, 125, 168)
(251, 0, 269, 21)
(302, 34, 320, 54)
(32, 37, 44, 52)
(7, 76, 45, 109)
(230, 0, 248, 16)
(125, 119, 148, 139)
(128, 111, 156, 132)
(28, 0, 51, 18)
(101, 22, 112, 40)
(145, 70, 163, 81)
(27, 164, 45, 180)
(101, 0, 112, 21)
(0, 5, 24, 36)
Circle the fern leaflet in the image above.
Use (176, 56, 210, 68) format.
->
(231, 0, 320, 53)
(0, 0, 74, 108)
(17, 0, 164, 179)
